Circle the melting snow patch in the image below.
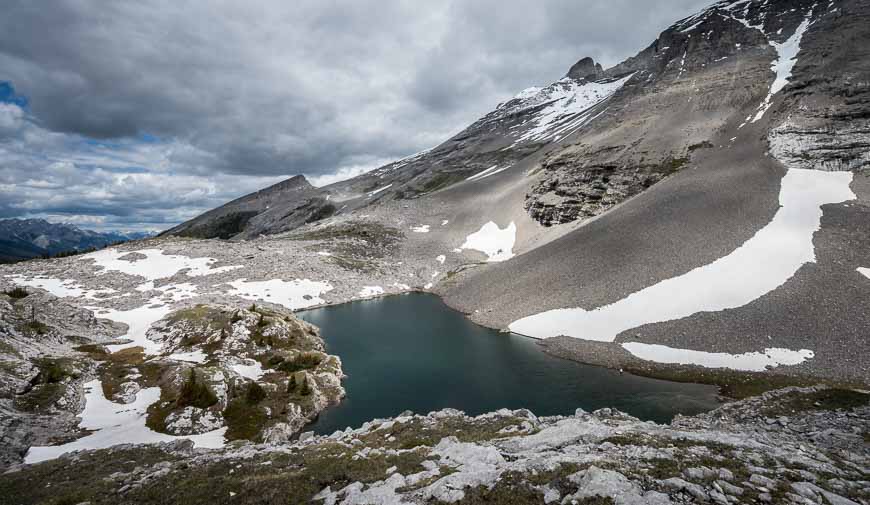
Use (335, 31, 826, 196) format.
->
(436, 255, 446, 264)
(232, 359, 265, 380)
(97, 302, 173, 354)
(156, 282, 198, 302)
(358, 286, 385, 298)
(85, 248, 241, 281)
(461, 222, 517, 262)
(751, 15, 812, 122)
(5, 275, 116, 299)
(513, 74, 633, 145)
(621, 343, 814, 372)
(367, 184, 393, 197)
(228, 278, 333, 310)
(410, 225, 430, 233)
(24, 380, 226, 464)
(466, 164, 510, 182)
(509, 169, 855, 341)
(166, 350, 208, 363)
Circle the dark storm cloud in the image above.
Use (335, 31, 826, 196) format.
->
(0, 0, 710, 230)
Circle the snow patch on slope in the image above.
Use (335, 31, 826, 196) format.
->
(622, 344, 814, 372)
(228, 278, 333, 310)
(467, 164, 510, 182)
(232, 359, 266, 380)
(24, 380, 226, 464)
(461, 222, 517, 263)
(509, 168, 855, 341)
(5, 275, 116, 299)
(358, 286, 385, 298)
(97, 302, 173, 354)
(751, 15, 812, 122)
(508, 74, 633, 145)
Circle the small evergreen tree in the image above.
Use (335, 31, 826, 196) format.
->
(300, 375, 311, 396)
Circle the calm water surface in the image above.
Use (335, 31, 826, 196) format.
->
(298, 293, 720, 434)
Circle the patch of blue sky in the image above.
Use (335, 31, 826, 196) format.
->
(0, 81, 29, 108)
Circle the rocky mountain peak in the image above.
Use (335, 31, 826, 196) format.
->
(566, 56, 604, 80)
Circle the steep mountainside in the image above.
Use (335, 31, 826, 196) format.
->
(158, 0, 870, 386)
(0, 218, 150, 262)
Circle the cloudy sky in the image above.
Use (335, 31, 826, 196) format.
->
(0, 0, 709, 232)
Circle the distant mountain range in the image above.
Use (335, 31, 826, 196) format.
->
(0, 218, 153, 263)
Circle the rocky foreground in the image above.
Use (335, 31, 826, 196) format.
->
(0, 386, 866, 505)
(0, 285, 344, 468)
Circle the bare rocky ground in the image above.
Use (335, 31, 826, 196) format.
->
(1, 386, 867, 505)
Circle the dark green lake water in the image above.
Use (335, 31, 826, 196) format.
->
(298, 293, 720, 434)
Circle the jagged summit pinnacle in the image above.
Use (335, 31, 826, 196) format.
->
(566, 56, 604, 80)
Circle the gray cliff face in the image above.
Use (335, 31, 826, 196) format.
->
(566, 56, 604, 80)
(767, 0, 870, 172)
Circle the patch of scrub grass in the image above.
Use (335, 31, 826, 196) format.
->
(125, 443, 428, 505)
(0, 445, 180, 505)
(222, 382, 269, 441)
(761, 389, 870, 416)
(23, 320, 49, 335)
(0, 339, 20, 357)
(688, 140, 714, 151)
(652, 156, 689, 175)
(35, 357, 75, 384)
(269, 351, 322, 374)
(4, 286, 29, 299)
(324, 254, 378, 273)
(602, 434, 734, 454)
(74, 343, 108, 355)
(644, 457, 683, 480)
(13, 358, 78, 411)
(176, 370, 218, 409)
(357, 415, 530, 451)
(14, 382, 67, 412)
(289, 220, 403, 245)
(620, 364, 859, 400)
(453, 472, 547, 505)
